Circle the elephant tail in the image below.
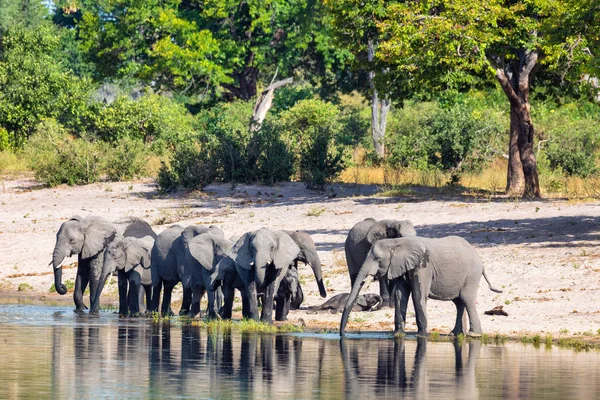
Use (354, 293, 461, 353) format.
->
(482, 267, 502, 293)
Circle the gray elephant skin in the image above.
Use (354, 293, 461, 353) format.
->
(307, 293, 382, 314)
(94, 236, 155, 317)
(51, 215, 154, 314)
(340, 236, 502, 337)
(274, 230, 326, 321)
(345, 218, 416, 308)
(182, 226, 232, 318)
(274, 266, 303, 321)
(232, 228, 302, 323)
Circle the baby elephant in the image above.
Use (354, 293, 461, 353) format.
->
(307, 293, 382, 314)
(340, 236, 502, 337)
(94, 236, 154, 317)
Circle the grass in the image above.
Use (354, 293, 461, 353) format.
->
(305, 206, 327, 217)
(338, 158, 600, 199)
(49, 279, 75, 293)
(149, 315, 305, 334)
(17, 283, 33, 292)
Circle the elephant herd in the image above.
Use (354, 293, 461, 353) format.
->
(51, 215, 502, 336)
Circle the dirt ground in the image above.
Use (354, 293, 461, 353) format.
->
(1, 178, 600, 337)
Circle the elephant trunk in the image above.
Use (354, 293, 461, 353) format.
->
(52, 248, 68, 295)
(340, 258, 376, 336)
(90, 271, 110, 315)
(305, 251, 327, 298)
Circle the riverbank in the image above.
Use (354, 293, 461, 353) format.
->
(1, 178, 600, 339)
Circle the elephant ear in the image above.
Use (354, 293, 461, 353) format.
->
(82, 218, 117, 259)
(393, 220, 417, 238)
(187, 235, 215, 271)
(232, 232, 254, 270)
(366, 221, 387, 245)
(273, 231, 301, 270)
(355, 295, 368, 308)
(124, 239, 150, 272)
(387, 238, 428, 281)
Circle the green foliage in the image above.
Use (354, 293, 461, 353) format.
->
(103, 137, 149, 181)
(276, 99, 346, 189)
(158, 142, 215, 192)
(0, 24, 94, 146)
(89, 92, 198, 151)
(534, 100, 600, 178)
(387, 97, 505, 183)
(251, 122, 294, 184)
(0, 127, 9, 151)
(25, 120, 105, 186)
(50, 279, 75, 293)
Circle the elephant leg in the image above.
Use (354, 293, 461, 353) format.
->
(138, 285, 146, 316)
(206, 289, 219, 319)
(143, 285, 152, 315)
(290, 283, 304, 310)
(241, 288, 251, 319)
(245, 281, 260, 321)
(393, 280, 406, 334)
(260, 282, 276, 323)
(180, 286, 192, 316)
(282, 294, 291, 321)
(220, 285, 235, 319)
(411, 278, 429, 337)
(128, 273, 142, 317)
(87, 255, 103, 313)
(190, 286, 205, 317)
(274, 292, 285, 321)
(118, 270, 129, 317)
(150, 277, 162, 314)
(161, 281, 175, 316)
(73, 262, 89, 314)
(379, 277, 392, 308)
(451, 298, 466, 336)
(463, 295, 482, 336)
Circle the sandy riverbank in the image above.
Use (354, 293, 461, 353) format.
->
(1, 178, 600, 338)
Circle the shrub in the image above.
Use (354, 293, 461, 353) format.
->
(198, 101, 254, 183)
(276, 99, 346, 189)
(387, 99, 504, 184)
(104, 137, 150, 181)
(253, 122, 294, 184)
(89, 92, 198, 152)
(25, 119, 106, 186)
(535, 101, 600, 178)
(157, 142, 215, 192)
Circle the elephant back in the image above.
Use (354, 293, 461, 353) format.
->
(116, 217, 157, 239)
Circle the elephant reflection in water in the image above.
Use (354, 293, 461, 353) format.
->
(341, 338, 480, 400)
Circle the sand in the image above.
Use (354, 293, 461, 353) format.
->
(1, 178, 600, 337)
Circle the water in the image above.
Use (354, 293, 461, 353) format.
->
(1, 301, 600, 399)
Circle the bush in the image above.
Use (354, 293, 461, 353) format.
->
(104, 137, 150, 181)
(89, 92, 198, 152)
(387, 99, 504, 183)
(276, 99, 346, 189)
(534, 100, 600, 178)
(198, 101, 254, 183)
(157, 142, 215, 192)
(25, 119, 106, 186)
(252, 122, 294, 184)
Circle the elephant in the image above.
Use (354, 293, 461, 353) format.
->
(345, 218, 417, 308)
(182, 228, 233, 318)
(231, 228, 302, 323)
(274, 230, 326, 321)
(274, 267, 302, 321)
(93, 236, 154, 317)
(51, 215, 154, 314)
(150, 224, 218, 316)
(210, 256, 250, 319)
(306, 293, 382, 314)
(340, 236, 502, 337)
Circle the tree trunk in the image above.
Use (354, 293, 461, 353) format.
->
(368, 40, 389, 159)
(250, 76, 293, 132)
(495, 50, 540, 198)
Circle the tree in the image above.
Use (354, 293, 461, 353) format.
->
(54, 0, 350, 102)
(377, 0, 599, 197)
(325, 0, 393, 159)
(0, 24, 93, 146)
